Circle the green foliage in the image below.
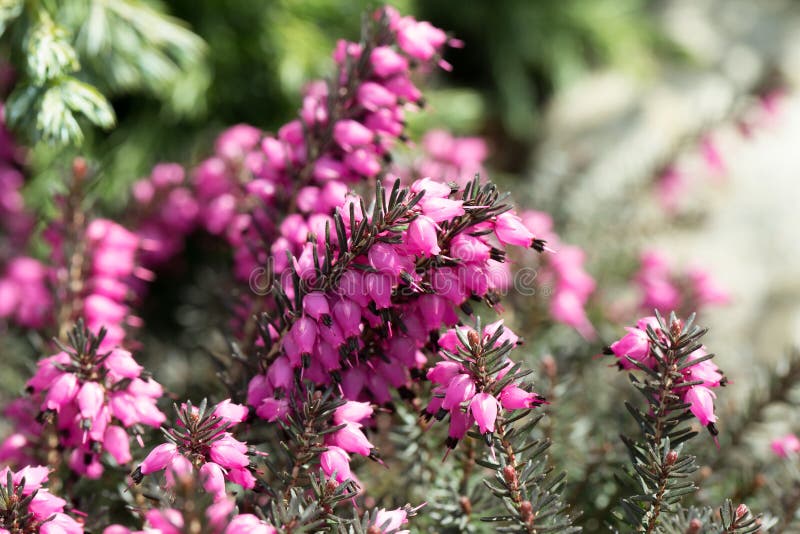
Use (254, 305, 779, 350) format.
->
(265, 473, 360, 533)
(1, 0, 208, 147)
(5, 3, 114, 145)
(479, 410, 580, 533)
(66, 0, 208, 117)
(416, 0, 674, 141)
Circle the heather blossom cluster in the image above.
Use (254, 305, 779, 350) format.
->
(0, 218, 162, 478)
(19, 324, 163, 478)
(425, 322, 545, 451)
(104, 500, 276, 534)
(0, 4, 763, 532)
(246, 176, 546, 432)
(655, 90, 786, 213)
(635, 249, 729, 316)
(0, 465, 83, 533)
(132, 399, 256, 498)
(125, 6, 460, 289)
(608, 315, 726, 434)
(520, 210, 596, 339)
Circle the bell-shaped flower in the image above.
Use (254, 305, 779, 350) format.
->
(494, 212, 534, 248)
(139, 443, 178, 475)
(469, 393, 499, 434)
(441, 374, 476, 411)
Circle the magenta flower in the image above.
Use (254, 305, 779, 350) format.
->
(140, 443, 178, 475)
(494, 212, 535, 248)
(609, 319, 657, 370)
(684, 386, 717, 427)
(609, 315, 726, 435)
(425, 324, 544, 452)
(470, 393, 499, 435)
(133, 399, 256, 498)
(12, 322, 164, 479)
(0, 465, 84, 532)
(771, 434, 800, 458)
(320, 445, 354, 484)
(372, 507, 409, 533)
(499, 384, 546, 410)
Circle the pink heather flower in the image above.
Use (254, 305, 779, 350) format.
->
(334, 120, 373, 151)
(365, 272, 394, 309)
(771, 434, 800, 458)
(320, 445, 353, 483)
(267, 356, 294, 390)
(200, 462, 227, 501)
(609, 319, 657, 370)
(427, 361, 463, 385)
(216, 124, 261, 161)
(369, 242, 404, 276)
(411, 176, 451, 198)
(406, 215, 441, 256)
(333, 401, 373, 426)
(291, 317, 318, 360)
(303, 292, 331, 322)
(77, 381, 105, 421)
(441, 374, 476, 411)
(373, 508, 409, 533)
(209, 435, 250, 469)
(328, 422, 374, 457)
(44, 373, 79, 412)
(151, 162, 185, 188)
(29, 493, 68, 521)
(105, 349, 143, 380)
(494, 212, 535, 248)
(683, 347, 724, 388)
(396, 18, 446, 60)
(419, 197, 464, 222)
(103, 425, 132, 464)
(450, 234, 490, 263)
(140, 443, 178, 474)
(344, 148, 381, 177)
(333, 299, 362, 338)
(358, 81, 397, 111)
(469, 393, 499, 434)
(370, 46, 409, 77)
(684, 386, 717, 427)
(256, 397, 290, 422)
(213, 399, 249, 424)
(499, 384, 544, 410)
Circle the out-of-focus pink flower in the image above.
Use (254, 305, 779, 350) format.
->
(771, 434, 800, 458)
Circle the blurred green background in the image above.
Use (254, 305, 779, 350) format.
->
(4, 0, 674, 214)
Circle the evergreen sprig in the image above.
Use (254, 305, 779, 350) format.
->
(616, 312, 707, 532)
(265, 385, 347, 499)
(3, 0, 208, 146)
(5, 2, 114, 145)
(264, 471, 359, 533)
(446, 322, 579, 533)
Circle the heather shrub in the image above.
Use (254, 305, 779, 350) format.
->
(0, 3, 798, 533)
